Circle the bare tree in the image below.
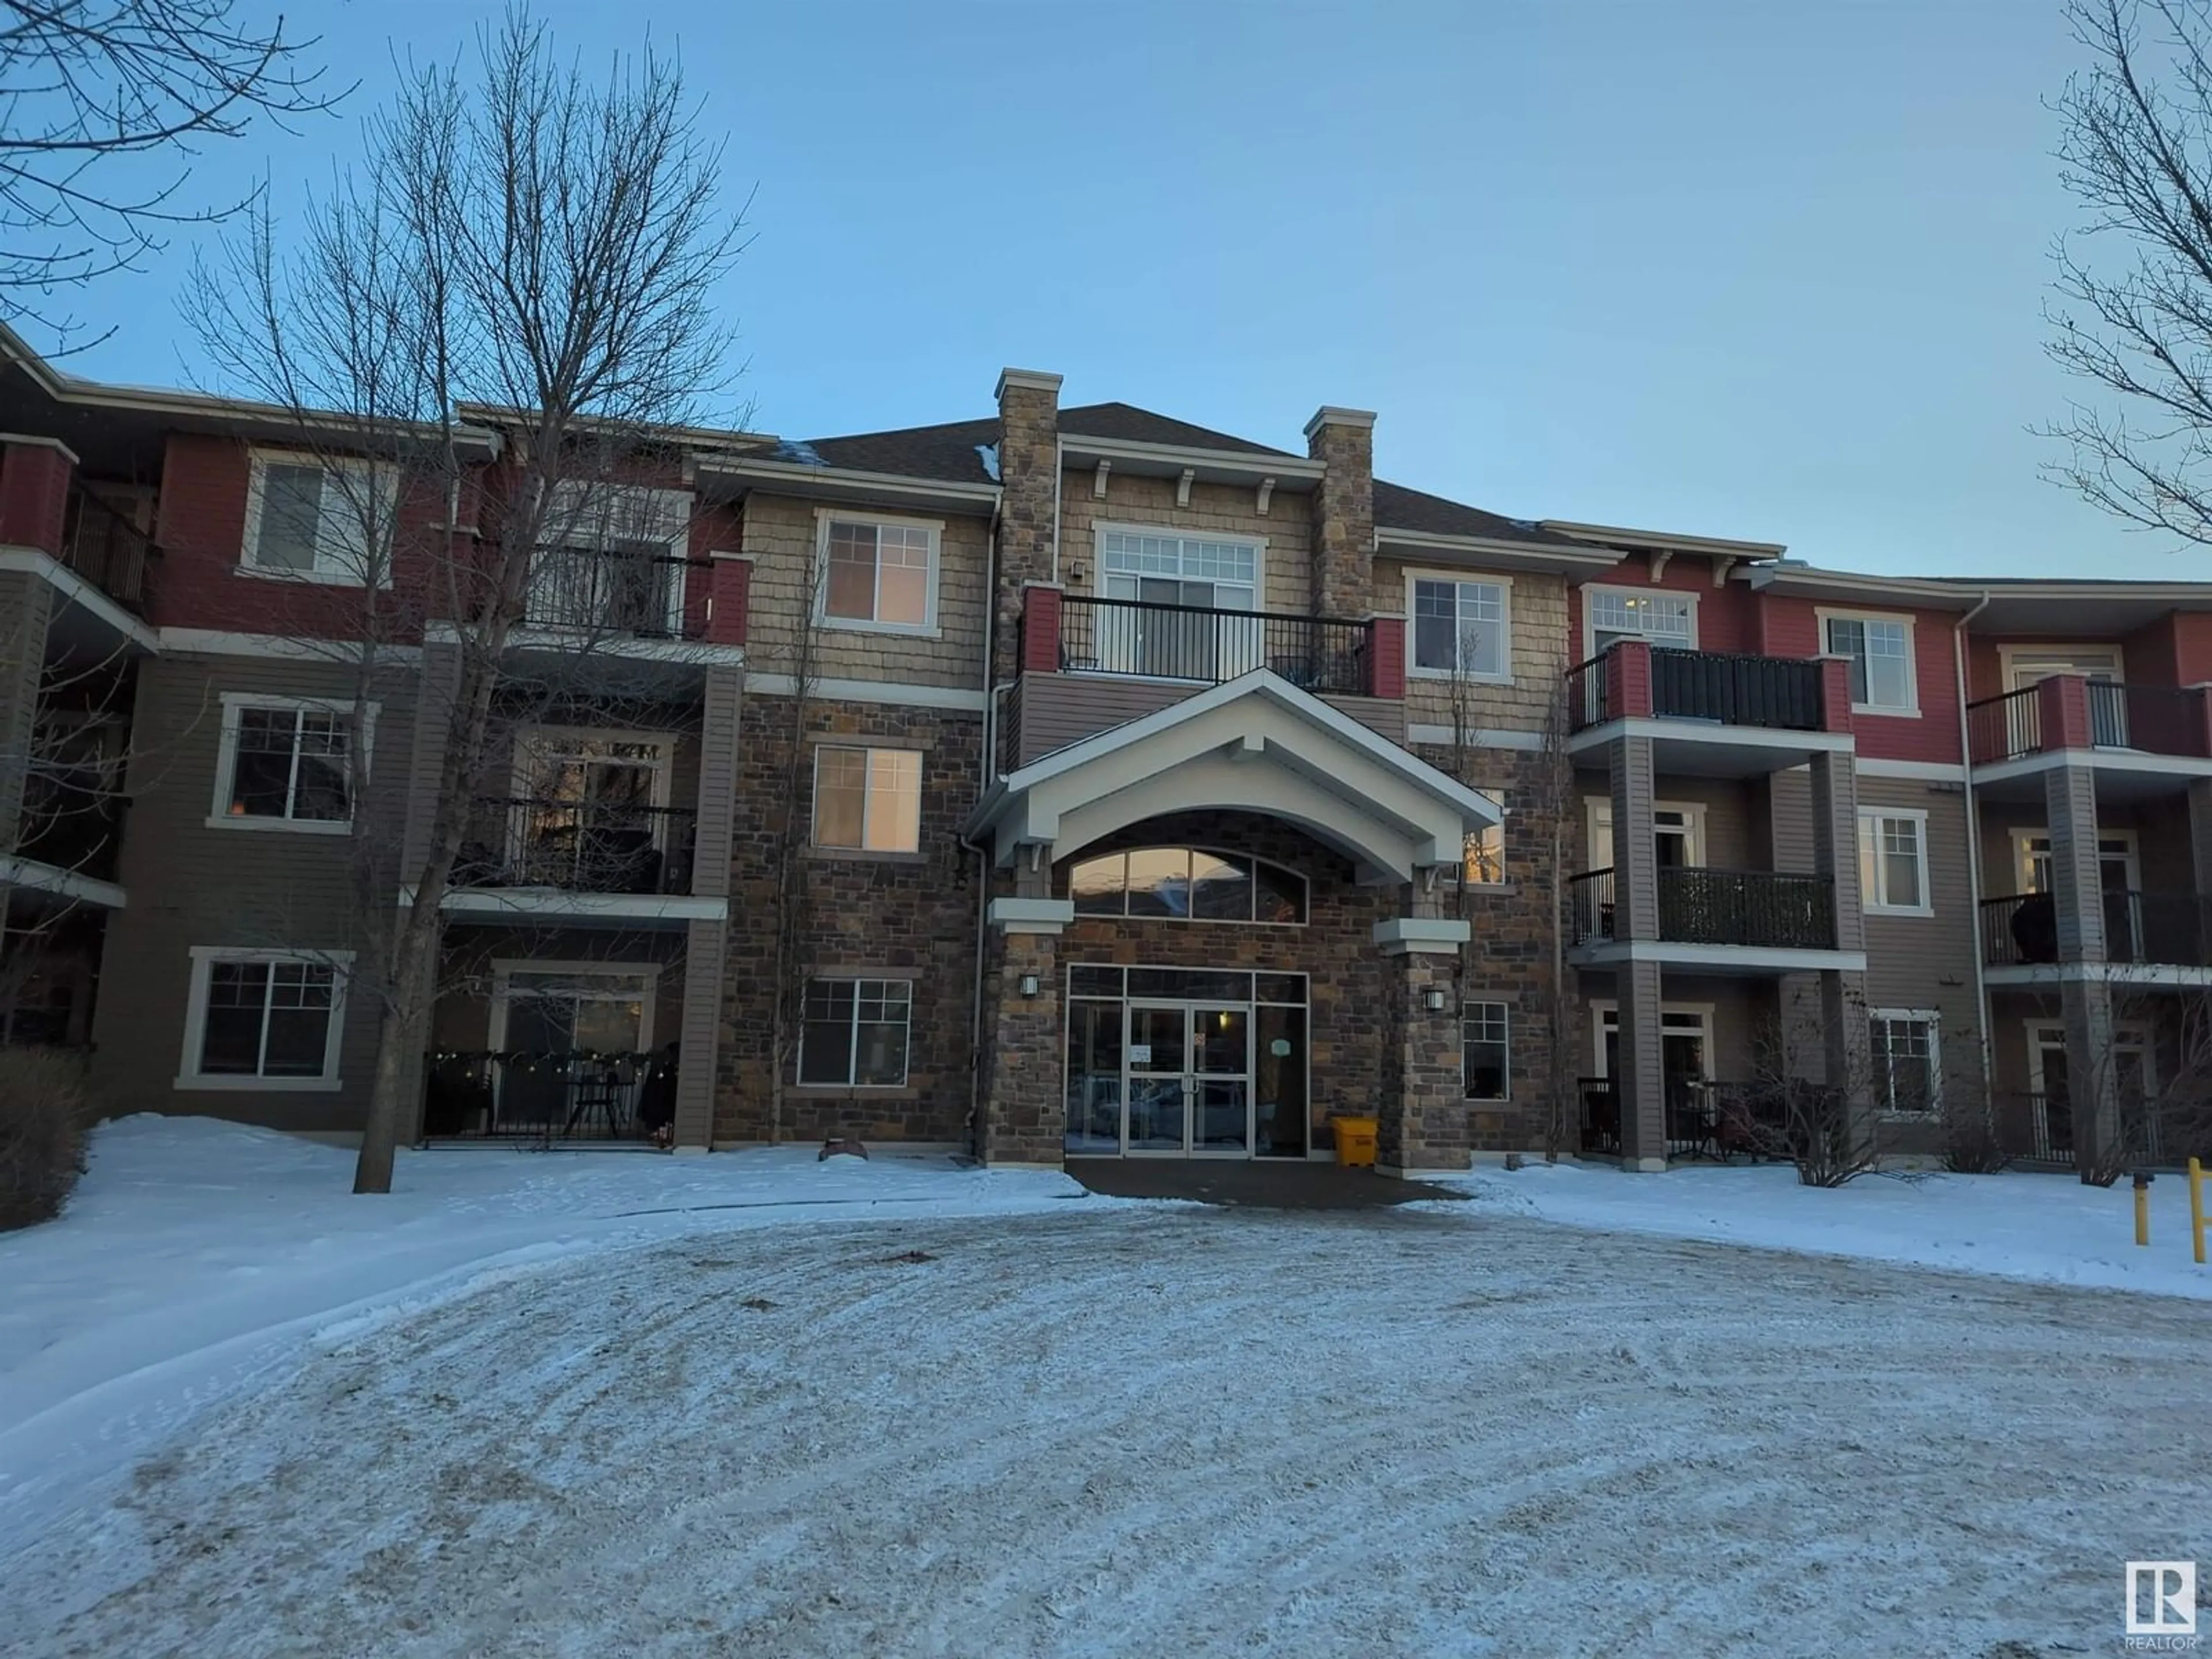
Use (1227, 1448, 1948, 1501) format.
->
(2061, 978, 2212, 1183)
(185, 9, 745, 1192)
(1741, 984, 1888, 1187)
(0, 0, 344, 345)
(2046, 0, 2212, 539)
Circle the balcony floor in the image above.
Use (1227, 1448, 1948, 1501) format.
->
(1569, 938, 1868, 976)
(1569, 717, 1853, 780)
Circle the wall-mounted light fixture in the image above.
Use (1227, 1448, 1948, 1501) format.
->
(1424, 987, 1449, 1013)
(1018, 974, 1041, 998)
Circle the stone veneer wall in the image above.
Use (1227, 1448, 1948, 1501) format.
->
(715, 694, 982, 1145)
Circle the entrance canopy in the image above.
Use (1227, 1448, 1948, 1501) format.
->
(965, 670, 1501, 884)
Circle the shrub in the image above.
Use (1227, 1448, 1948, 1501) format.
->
(0, 1047, 89, 1230)
(1940, 1105, 2011, 1176)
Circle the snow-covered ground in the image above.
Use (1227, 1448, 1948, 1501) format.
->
(1440, 1158, 2212, 1300)
(7, 1200, 2210, 1658)
(0, 1115, 1088, 1552)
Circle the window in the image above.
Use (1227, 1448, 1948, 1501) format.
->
(1463, 1002, 1509, 1101)
(1858, 808, 1930, 914)
(1100, 529, 1258, 612)
(1410, 576, 1509, 680)
(244, 453, 393, 584)
(1069, 847, 1308, 924)
(1586, 800, 1704, 870)
(210, 696, 372, 832)
(178, 948, 351, 1090)
(1588, 588, 1694, 654)
(820, 516, 938, 631)
(1869, 1011, 1940, 1116)
(798, 978, 912, 1086)
(1823, 613, 1916, 713)
(528, 483, 690, 634)
(812, 747, 922, 852)
(1464, 821, 1505, 885)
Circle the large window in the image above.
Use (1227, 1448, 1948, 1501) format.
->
(821, 516, 938, 631)
(210, 696, 370, 832)
(798, 978, 912, 1086)
(178, 948, 351, 1089)
(1858, 808, 1930, 915)
(1869, 1010, 1940, 1116)
(1100, 528, 1258, 612)
(1463, 1002, 1509, 1101)
(1070, 847, 1307, 924)
(1410, 575, 1509, 680)
(244, 453, 393, 584)
(1823, 613, 1916, 714)
(528, 483, 690, 635)
(1588, 588, 1694, 654)
(812, 747, 922, 852)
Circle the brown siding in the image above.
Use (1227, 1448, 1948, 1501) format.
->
(1858, 777, 1986, 1103)
(1060, 471, 1315, 618)
(1013, 673, 1406, 767)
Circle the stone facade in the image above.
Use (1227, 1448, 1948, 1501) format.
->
(1305, 408, 1375, 620)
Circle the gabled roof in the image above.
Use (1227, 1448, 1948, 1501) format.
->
(1372, 479, 1592, 550)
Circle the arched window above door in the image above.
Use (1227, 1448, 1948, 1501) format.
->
(1069, 847, 1308, 925)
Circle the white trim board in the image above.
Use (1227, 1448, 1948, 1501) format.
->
(744, 673, 986, 711)
(0, 547, 161, 654)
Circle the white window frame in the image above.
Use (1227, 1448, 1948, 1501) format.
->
(1858, 806, 1933, 916)
(2009, 827, 2139, 895)
(1817, 607, 1921, 717)
(1405, 569, 1514, 684)
(1590, 1001, 1715, 1078)
(176, 946, 354, 1092)
(1093, 521, 1267, 610)
(1581, 584, 1698, 659)
(1998, 644, 2125, 690)
(206, 692, 378, 835)
(1462, 999, 1510, 1101)
(810, 744, 924, 853)
(1585, 798, 1707, 870)
(1868, 1008, 1942, 1118)
(240, 450, 397, 587)
(486, 960, 659, 1053)
(797, 975, 915, 1088)
(815, 507, 944, 637)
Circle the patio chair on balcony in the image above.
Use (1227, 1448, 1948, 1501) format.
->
(2009, 893, 2059, 964)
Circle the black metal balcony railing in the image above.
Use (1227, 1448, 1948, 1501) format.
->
(1968, 680, 2209, 763)
(1965, 687, 2039, 763)
(524, 546, 703, 639)
(1052, 595, 1369, 694)
(1577, 1076, 1795, 1161)
(1567, 866, 1836, 950)
(451, 798, 696, 895)
(1982, 889, 2212, 969)
(1566, 645, 1824, 733)
(60, 483, 157, 612)
(421, 1049, 675, 1142)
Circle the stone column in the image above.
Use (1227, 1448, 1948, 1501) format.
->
(2047, 760, 2120, 1177)
(1373, 909, 1474, 1175)
(994, 369, 1061, 684)
(0, 569, 52, 857)
(1304, 407, 1376, 620)
(976, 858, 1073, 1166)
(1810, 751, 1873, 1145)
(1608, 732, 1667, 1168)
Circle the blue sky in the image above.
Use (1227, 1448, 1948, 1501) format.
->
(37, 0, 2172, 579)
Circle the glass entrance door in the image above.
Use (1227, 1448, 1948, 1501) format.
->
(1123, 1001, 1251, 1156)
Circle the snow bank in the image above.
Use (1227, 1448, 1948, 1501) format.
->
(1435, 1158, 2212, 1300)
(0, 1115, 1089, 1546)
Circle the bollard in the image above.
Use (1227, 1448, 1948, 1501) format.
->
(2134, 1172, 2153, 1249)
(2192, 1157, 2206, 1267)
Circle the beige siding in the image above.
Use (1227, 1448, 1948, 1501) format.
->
(740, 491, 992, 690)
(1377, 557, 1569, 739)
(1858, 778, 1984, 1098)
(1059, 470, 1315, 618)
(1014, 673, 1404, 766)
(90, 652, 415, 1131)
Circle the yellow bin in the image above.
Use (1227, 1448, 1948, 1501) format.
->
(1332, 1115, 1380, 1168)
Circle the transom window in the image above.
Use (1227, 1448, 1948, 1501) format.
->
(1824, 614, 1916, 713)
(244, 453, 392, 584)
(798, 978, 912, 1086)
(812, 746, 922, 853)
(212, 696, 369, 831)
(179, 948, 351, 1089)
(1411, 577, 1508, 679)
(1070, 847, 1308, 925)
(1869, 1011, 1940, 1116)
(823, 517, 937, 630)
(1589, 589, 1694, 653)
(1463, 1002, 1509, 1101)
(1858, 808, 1930, 914)
(1100, 529, 1258, 612)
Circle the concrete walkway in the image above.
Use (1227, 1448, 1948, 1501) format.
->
(1064, 1158, 1468, 1208)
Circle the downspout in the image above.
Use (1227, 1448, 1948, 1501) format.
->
(968, 486, 1006, 1154)
(1953, 592, 1994, 1093)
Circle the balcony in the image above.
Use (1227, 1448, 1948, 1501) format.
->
(422, 1048, 673, 1143)
(1570, 866, 1838, 950)
(1967, 677, 2212, 800)
(1577, 1075, 1798, 1161)
(1003, 586, 1407, 769)
(1565, 641, 1852, 777)
(1980, 889, 2212, 973)
(524, 544, 706, 640)
(59, 483, 157, 613)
